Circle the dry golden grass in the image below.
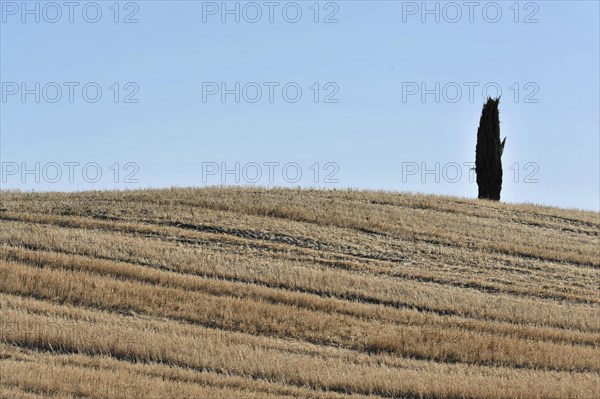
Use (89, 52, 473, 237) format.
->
(0, 187, 599, 398)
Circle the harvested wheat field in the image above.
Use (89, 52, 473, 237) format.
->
(0, 187, 598, 398)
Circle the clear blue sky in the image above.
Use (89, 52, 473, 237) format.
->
(1, 1, 599, 211)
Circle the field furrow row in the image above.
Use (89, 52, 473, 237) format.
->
(1, 294, 598, 399)
(1, 260, 598, 372)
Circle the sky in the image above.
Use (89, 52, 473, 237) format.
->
(1, 0, 599, 211)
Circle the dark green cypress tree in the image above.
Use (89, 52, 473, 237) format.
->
(475, 97, 506, 201)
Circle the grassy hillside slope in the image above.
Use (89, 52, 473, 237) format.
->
(0, 187, 598, 398)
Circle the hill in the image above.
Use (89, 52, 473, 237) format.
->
(0, 187, 598, 398)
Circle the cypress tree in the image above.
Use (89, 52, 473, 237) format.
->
(475, 97, 506, 201)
